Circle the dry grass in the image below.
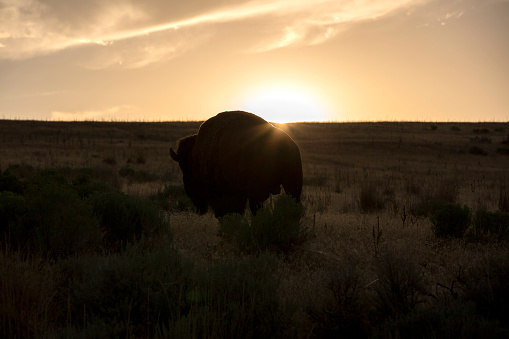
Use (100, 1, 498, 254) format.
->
(1, 119, 509, 336)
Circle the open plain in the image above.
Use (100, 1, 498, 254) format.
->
(1, 119, 509, 338)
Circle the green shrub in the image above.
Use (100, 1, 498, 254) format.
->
(24, 182, 103, 257)
(161, 254, 282, 338)
(88, 191, 169, 249)
(0, 169, 23, 194)
(26, 169, 68, 187)
(60, 242, 185, 338)
(359, 183, 385, 212)
(218, 213, 247, 238)
(375, 300, 508, 339)
(461, 255, 509, 324)
(469, 146, 488, 156)
(150, 183, 193, 212)
(410, 179, 459, 217)
(119, 167, 158, 182)
(5, 164, 35, 179)
(71, 172, 111, 198)
(218, 194, 305, 253)
(472, 209, 509, 241)
(0, 192, 28, 247)
(500, 181, 509, 212)
(431, 202, 471, 238)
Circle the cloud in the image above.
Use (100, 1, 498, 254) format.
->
(0, 0, 447, 64)
(50, 105, 140, 121)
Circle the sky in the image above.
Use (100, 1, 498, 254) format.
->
(0, 0, 508, 123)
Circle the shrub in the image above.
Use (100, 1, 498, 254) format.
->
(375, 300, 508, 339)
(0, 192, 28, 247)
(359, 183, 385, 212)
(102, 156, 116, 165)
(24, 182, 103, 257)
(461, 255, 509, 325)
(218, 212, 247, 238)
(5, 164, 35, 179)
(471, 209, 509, 241)
(0, 170, 23, 194)
(500, 181, 509, 212)
(469, 146, 488, 156)
(218, 194, 305, 253)
(60, 242, 185, 338)
(71, 172, 111, 198)
(373, 252, 427, 318)
(497, 147, 509, 156)
(431, 202, 471, 238)
(307, 262, 370, 338)
(23, 169, 67, 191)
(150, 183, 193, 212)
(118, 167, 157, 182)
(410, 179, 459, 217)
(88, 191, 169, 249)
(161, 254, 282, 338)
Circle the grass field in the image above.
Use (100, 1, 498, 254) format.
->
(1, 119, 509, 338)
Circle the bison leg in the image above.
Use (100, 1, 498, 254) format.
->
(249, 200, 261, 215)
(211, 196, 247, 218)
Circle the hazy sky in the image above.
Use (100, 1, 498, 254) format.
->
(1, 0, 508, 122)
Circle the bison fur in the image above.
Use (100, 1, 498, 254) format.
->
(170, 111, 303, 218)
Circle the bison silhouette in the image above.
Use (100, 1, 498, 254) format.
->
(170, 111, 303, 218)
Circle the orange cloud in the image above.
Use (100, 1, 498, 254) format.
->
(1, 0, 466, 64)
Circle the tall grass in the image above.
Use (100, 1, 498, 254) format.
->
(0, 248, 57, 338)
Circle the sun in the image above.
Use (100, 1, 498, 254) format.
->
(237, 84, 330, 123)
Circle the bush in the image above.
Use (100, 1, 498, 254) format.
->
(218, 194, 305, 253)
(0, 192, 28, 247)
(161, 254, 282, 338)
(307, 262, 370, 338)
(118, 167, 158, 182)
(469, 146, 488, 156)
(461, 255, 509, 324)
(431, 202, 471, 238)
(375, 300, 508, 339)
(500, 181, 509, 212)
(71, 172, 111, 198)
(5, 164, 35, 179)
(88, 191, 169, 249)
(24, 182, 103, 257)
(0, 169, 23, 194)
(359, 183, 385, 212)
(410, 179, 459, 217)
(472, 209, 509, 241)
(373, 252, 427, 318)
(150, 183, 193, 212)
(60, 242, 185, 338)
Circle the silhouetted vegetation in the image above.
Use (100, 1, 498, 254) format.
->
(219, 194, 305, 253)
(2, 120, 509, 337)
(431, 202, 471, 238)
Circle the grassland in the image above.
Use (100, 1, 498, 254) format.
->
(1, 119, 509, 338)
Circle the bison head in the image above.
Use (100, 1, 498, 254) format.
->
(170, 134, 208, 214)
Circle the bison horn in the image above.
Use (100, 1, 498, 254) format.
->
(170, 148, 179, 162)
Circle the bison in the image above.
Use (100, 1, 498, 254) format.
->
(170, 111, 303, 218)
